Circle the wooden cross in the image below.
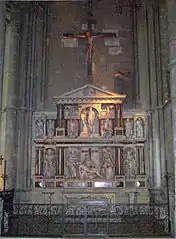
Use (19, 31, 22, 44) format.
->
(63, 0, 117, 81)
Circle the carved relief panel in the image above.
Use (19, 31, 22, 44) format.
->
(65, 147, 115, 180)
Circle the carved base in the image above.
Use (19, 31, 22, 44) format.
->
(115, 127, 124, 136)
(55, 127, 65, 137)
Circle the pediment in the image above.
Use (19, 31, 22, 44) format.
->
(54, 84, 126, 99)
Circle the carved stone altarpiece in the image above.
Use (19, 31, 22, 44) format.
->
(32, 84, 148, 204)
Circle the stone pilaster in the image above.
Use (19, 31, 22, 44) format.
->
(0, 2, 21, 189)
(15, 2, 49, 192)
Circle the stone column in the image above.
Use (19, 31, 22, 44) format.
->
(0, 3, 21, 189)
(167, 0, 176, 235)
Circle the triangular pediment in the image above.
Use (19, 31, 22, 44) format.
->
(54, 84, 126, 99)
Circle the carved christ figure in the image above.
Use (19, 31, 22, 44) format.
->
(63, 29, 116, 77)
(87, 107, 95, 134)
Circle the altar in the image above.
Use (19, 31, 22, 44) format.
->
(30, 84, 149, 204)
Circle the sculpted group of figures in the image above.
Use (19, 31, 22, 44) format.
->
(66, 148, 114, 180)
(124, 117, 145, 138)
(35, 119, 55, 138)
(68, 106, 114, 138)
(37, 147, 139, 181)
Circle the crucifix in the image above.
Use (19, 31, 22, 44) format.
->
(63, 0, 117, 82)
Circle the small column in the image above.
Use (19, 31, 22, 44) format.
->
(61, 148, 65, 176)
(99, 119, 101, 136)
(115, 148, 119, 175)
(114, 104, 118, 127)
(78, 119, 81, 136)
(119, 103, 123, 127)
(57, 104, 62, 128)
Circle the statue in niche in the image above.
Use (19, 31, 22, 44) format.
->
(124, 149, 136, 179)
(101, 148, 114, 179)
(87, 107, 95, 134)
(124, 118, 133, 138)
(47, 119, 55, 138)
(43, 148, 56, 179)
(35, 119, 45, 138)
(102, 119, 113, 138)
(135, 117, 144, 138)
(66, 149, 80, 178)
(79, 154, 102, 179)
(81, 111, 88, 134)
(81, 107, 97, 136)
(68, 120, 77, 137)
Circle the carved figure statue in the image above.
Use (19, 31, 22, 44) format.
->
(125, 118, 133, 138)
(81, 107, 96, 135)
(102, 119, 113, 138)
(35, 119, 44, 138)
(43, 148, 56, 179)
(68, 120, 77, 137)
(79, 154, 102, 179)
(124, 150, 136, 179)
(101, 148, 114, 179)
(136, 117, 144, 138)
(81, 111, 88, 134)
(66, 149, 79, 178)
(47, 119, 55, 138)
(87, 107, 95, 134)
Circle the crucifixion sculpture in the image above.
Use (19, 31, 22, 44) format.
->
(63, 0, 117, 81)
